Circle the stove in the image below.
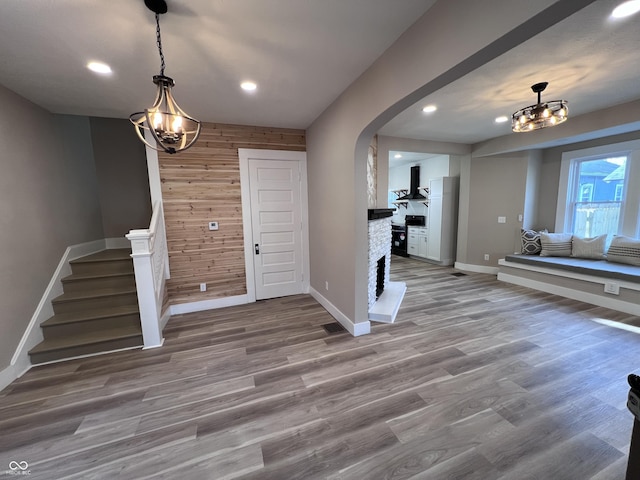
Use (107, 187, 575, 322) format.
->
(391, 223, 407, 257)
(391, 215, 425, 256)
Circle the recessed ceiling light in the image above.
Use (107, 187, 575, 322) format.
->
(612, 0, 640, 18)
(394, 154, 402, 159)
(241, 81, 257, 92)
(495, 116, 509, 123)
(422, 105, 437, 113)
(87, 61, 112, 75)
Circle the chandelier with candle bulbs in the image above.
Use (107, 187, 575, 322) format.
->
(130, 0, 201, 154)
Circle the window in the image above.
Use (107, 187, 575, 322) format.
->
(557, 139, 640, 239)
(615, 184, 624, 202)
(579, 183, 594, 202)
(569, 157, 626, 237)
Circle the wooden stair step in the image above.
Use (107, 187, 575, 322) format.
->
(62, 271, 135, 282)
(70, 249, 133, 276)
(71, 249, 132, 263)
(29, 325, 143, 365)
(52, 286, 138, 314)
(41, 305, 141, 339)
(42, 305, 140, 327)
(61, 271, 135, 293)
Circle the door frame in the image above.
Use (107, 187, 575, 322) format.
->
(238, 148, 310, 303)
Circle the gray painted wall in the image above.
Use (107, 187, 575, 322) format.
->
(524, 150, 543, 231)
(0, 86, 104, 371)
(90, 117, 151, 237)
(467, 153, 529, 265)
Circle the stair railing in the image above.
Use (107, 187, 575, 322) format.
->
(126, 201, 170, 348)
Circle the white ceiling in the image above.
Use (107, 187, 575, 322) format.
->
(0, 0, 638, 147)
(0, 0, 435, 129)
(379, 0, 640, 145)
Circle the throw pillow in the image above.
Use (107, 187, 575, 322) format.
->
(540, 232, 573, 257)
(521, 228, 543, 255)
(606, 235, 640, 266)
(571, 234, 607, 260)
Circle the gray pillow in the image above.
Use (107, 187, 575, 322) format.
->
(540, 233, 573, 257)
(606, 235, 640, 266)
(571, 234, 606, 260)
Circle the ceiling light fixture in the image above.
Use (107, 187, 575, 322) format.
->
(422, 105, 437, 113)
(130, 0, 201, 154)
(612, 0, 640, 18)
(512, 82, 568, 133)
(241, 81, 257, 92)
(87, 61, 112, 75)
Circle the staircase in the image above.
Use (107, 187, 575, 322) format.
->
(28, 249, 143, 364)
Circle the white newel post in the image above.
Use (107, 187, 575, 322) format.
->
(126, 230, 164, 349)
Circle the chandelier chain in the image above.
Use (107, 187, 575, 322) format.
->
(155, 13, 166, 76)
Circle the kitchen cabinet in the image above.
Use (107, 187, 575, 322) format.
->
(407, 227, 428, 258)
(426, 177, 458, 265)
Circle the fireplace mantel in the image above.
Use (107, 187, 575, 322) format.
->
(368, 208, 395, 220)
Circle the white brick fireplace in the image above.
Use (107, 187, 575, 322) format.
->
(368, 218, 391, 309)
(368, 210, 406, 323)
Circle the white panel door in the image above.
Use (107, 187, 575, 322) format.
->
(249, 159, 304, 300)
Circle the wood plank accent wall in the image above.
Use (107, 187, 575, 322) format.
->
(158, 122, 306, 306)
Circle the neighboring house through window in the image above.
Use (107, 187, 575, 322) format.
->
(556, 139, 640, 239)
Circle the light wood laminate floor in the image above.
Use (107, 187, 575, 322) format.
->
(1, 257, 638, 479)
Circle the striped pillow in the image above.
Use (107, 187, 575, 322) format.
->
(571, 234, 606, 260)
(540, 233, 573, 257)
(607, 236, 640, 266)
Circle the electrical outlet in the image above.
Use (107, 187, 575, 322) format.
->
(208, 221, 219, 231)
(200, 283, 207, 292)
(484, 254, 490, 261)
(518, 214, 523, 222)
(325, 281, 329, 291)
(604, 282, 620, 295)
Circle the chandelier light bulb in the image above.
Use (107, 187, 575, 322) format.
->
(130, 0, 201, 154)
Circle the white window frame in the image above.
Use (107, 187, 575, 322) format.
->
(579, 183, 594, 203)
(556, 139, 640, 238)
(614, 184, 624, 202)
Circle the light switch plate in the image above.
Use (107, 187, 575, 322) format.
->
(208, 221, 219, 231)
(498, 216, 506, 224)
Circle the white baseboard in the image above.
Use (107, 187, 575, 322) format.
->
(8, 239, 108, 385)
(106, 236, 131, 249)
(0, 364, 19, 393)
(160, 308, 172, 329)
(309, 287, 370, 336)
(454, 262, 499, 275)
(497, 272, 640, 316)
(169, 294, 251, 316)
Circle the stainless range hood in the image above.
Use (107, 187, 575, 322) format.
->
(398, 166, 426, 200)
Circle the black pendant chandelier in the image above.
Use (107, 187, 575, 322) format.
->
(512, 82, 568, 133)
(130, 0, 201, 154)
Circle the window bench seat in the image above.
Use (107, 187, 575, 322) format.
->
(497, 254, 640, 316)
